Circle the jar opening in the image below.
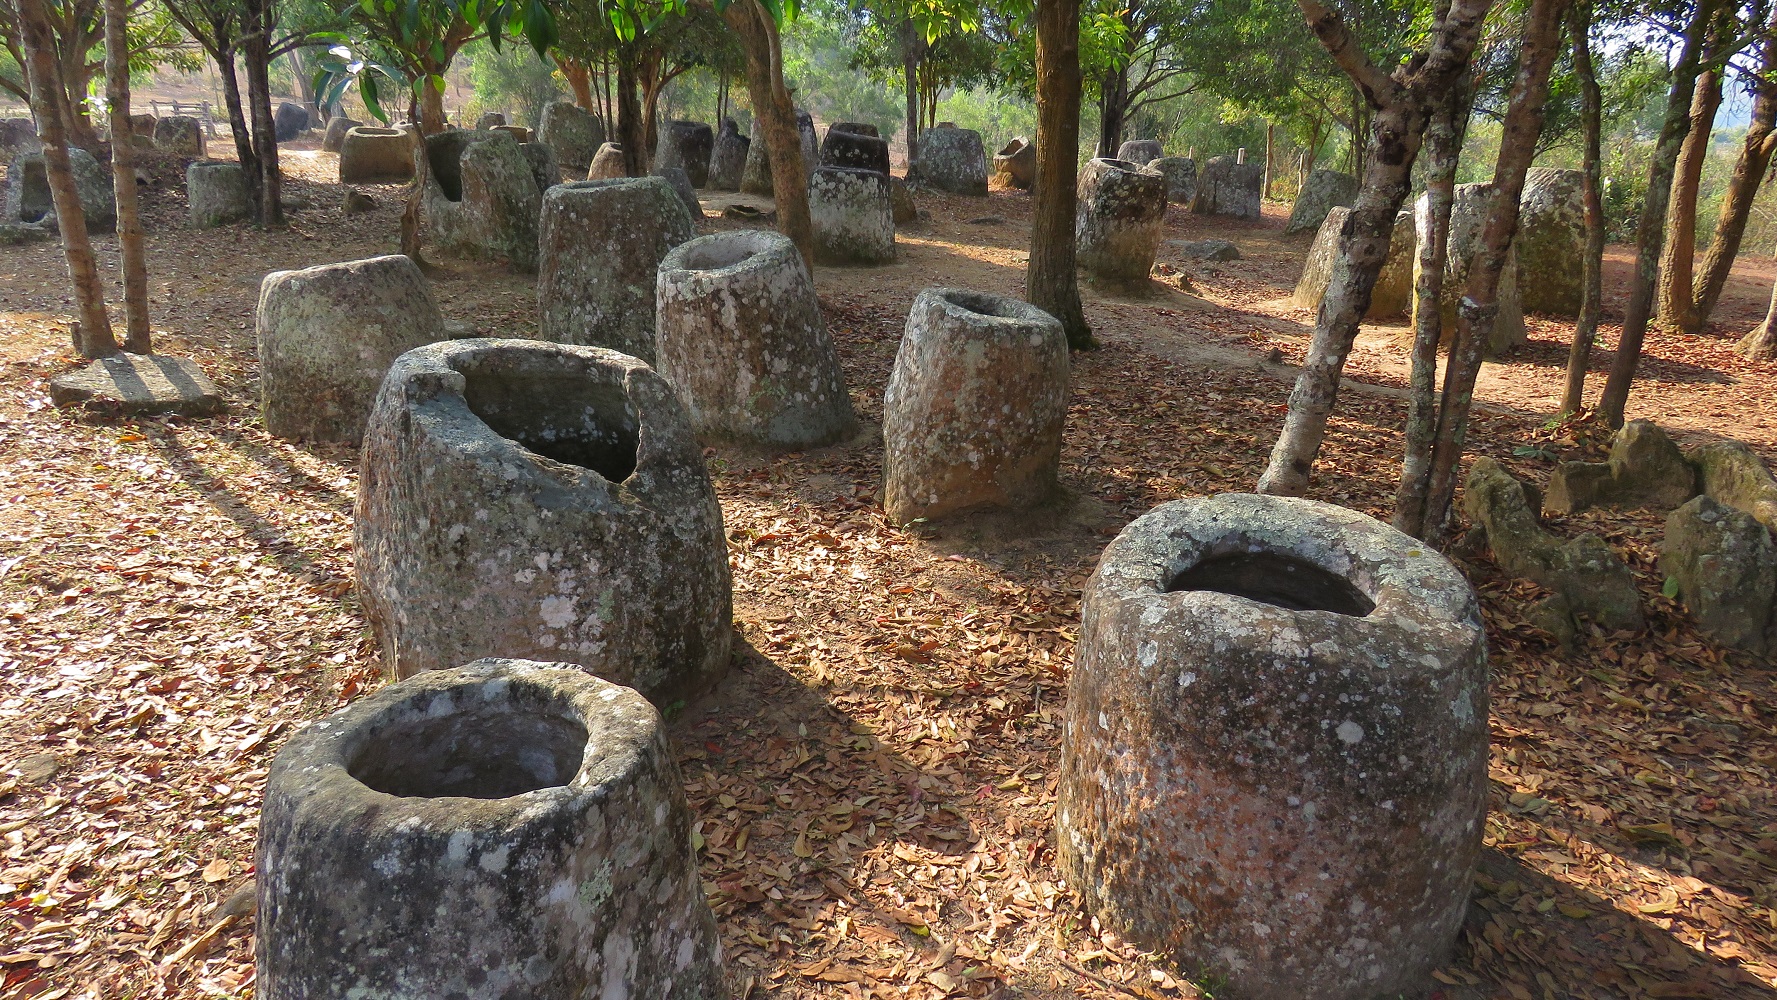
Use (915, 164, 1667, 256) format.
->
(1166, 550, 1374, 617)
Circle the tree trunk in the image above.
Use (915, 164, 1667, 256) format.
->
(1690, 11, 1777, 330)
(1263, 121, 1274, 198)
(1391, 80, 1469, 536)
(615, 47, 645, 176)
(1097, 65, 1127, 159)
(1257, 0, 1493, 496)
(899, 20, 924, 176)
(1417, 0, 1567, 542)
(1596, 0, 1718, 428)
(19, 0, 115, 357)
(217, 51, 264, 223)
(240, 0, 284, 228)
(289, 48, 320, 121)
(1560, 0, 1604, 415)
(417, 73, 448, 134)
(641, 58, 664, 171)
(1027, 0, 1093, 349)
(1654, 58, 1724, 333)
(104, 0, 149, 353)
(724, 0, 814, 268)
(1741, 257, 1777, 359)
(56, 25, 98, 151)
(559, 57, 595, 114)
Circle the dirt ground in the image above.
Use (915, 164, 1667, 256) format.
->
(3, 141, 1777, 1000)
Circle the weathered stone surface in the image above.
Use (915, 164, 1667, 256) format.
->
(991, 137, 1035, 190)
(1057, 493, 1487, 1000)
(539, 101, 603, 172)
(257, 658, 723, 1000)
(320, 116, 359, 153)
(421, 129, 542, 273)
(337, 126, 415, 184)
(587, 141, 627, 181)
(186, 161, 249, 228)
(653, 164, 703, 219)
(48, 353, 225, 416)
(1285, 168, 1358, 234)
(1170, 238, 1239, 262)
(341, 188, 374, 215)
(797, 110, 818, 183)
(1116, 139, 1164, 164)
(740, 118, 774, 196)
(1546, 420, 1699, 515)
(655, 119, 714, 188)
(707, 118, 747, 191)
(809, 166, 894, 266)
(2, 117, 39, 150)
(890, 177, 917, 224)
(1524, 592, 1580, 648)
(1289, 207, 1413, 318)
(1661, 495, 1777, 655)
(274, 102, 309, 142)
(1414, 182, 1526, 356)
(655, 230, 857, 448)
(538, 177, 694, 364)
(475, 111, 507, 129)
(127, 113, 156, 138)
(820, 122, 890, 176)
(1075, 157, 1166, 287)
(5, 147, 113, 230)
(1465, 456, 1643, 630)
(256, 254, 443, 444)
(354, 340, 732, 701)
(153, 115, 205, 157)
(1189, 154, 1261, 220)
(1147, 156, 1195, 205)
(521, 140, 559, 196)
(1691, 440, 1777, 531)
(1517, 166, 1585, 316)
(492, 124, 531, 143)
(914, 125, 987, 196)
(883, 289, 1068, 522)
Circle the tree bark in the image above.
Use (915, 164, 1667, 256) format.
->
(615, 44, 645, 176)
(1258, 0, 1494, 496)
(1741, 256, 1777, 359)
(1391, 78, 1468, 537)
(417, 73, 447, 134)
(1096, 65, 1127, 159)
(899, 19, 924, 176)
(216, 51, 265, 223)
(1690, 10, 1777, 331)
(19, 0, 114, 357)
(1654, 57, 1724, 333)
(104, 0, 149, 353)
(558, 56, 596, 114)
(723, 0, 814, 268)
(1027, 0, 1093, 348)
(241, 0, 284, 227)
(1417, 0, 1567, 542)
(1560, 0, 1604, 415)
(1596, 0, 1718, 428)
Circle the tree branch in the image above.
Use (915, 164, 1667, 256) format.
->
(1296, 0, 1401, 107)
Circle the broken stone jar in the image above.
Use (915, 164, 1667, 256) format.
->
(354, 338, 732, 707)
(256, 657, 724, 1000)
(1056, 493, 1488, 1000)
(1075, 157, 1167, 288)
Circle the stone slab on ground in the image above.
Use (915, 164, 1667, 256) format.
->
(49, 353, 225, 416)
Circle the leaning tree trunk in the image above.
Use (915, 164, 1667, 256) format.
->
(19, 0, 115, 357)
(1561, 0, 1605, 415)
(241, 0, 284, 228)
(1654, 58, 1724, 334)
(104, 0, 150, 353)
(1597, 0, 1718, 428)
(1690, 10, 1777, 331)
(1258, 0, 1494, 497)
(557, 56, 596, 114)
(1742, 260, 1777, 359)
(723, 0, 814, 269)
(1392, 78, 1469, 537)
(216, 49, 266, 223)
(1026, 0, 1093, 349)
(1416, 0, 1567, 543)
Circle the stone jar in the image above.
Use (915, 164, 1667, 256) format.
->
(809, 166, 895, 266)
(1057, 493, 1488, 1000)
(273, 101, 309, 142)
(740, 118, 775, 196)
(992, 137, 1035, 190)
(1414, 182, 1525, 356)
(256, 658, 724, 1000)
(354, 339, 732, 704)
(5, 147, 114, 230)
(1517, 166, 1585, 316)
(1075, 157, 1167, 287)
(320, 116, 360, 153)
(707, 118, 749, 191)
(1190, 154, 1261, 219)
(256, 254, 444, 444)
(153, 115, 205, 157)
(883, 288, 1069, 523)
(420, 129, 542, 273)
(655, 230, 858, 449)
(820, 122, 890, 176)
(492, 124, 531, 143)
(797, 109, 818, 183)
(1285, 168, 1359, 234)
(476, 111, 507, 129)
(653, 164, 703, 219)
(187, 161, 250, 228)
(538, 177, 694, 363)
(539, 100, 604, 172)
(1147, 156, 1195, 205)
(1116, 139, 1163, 164)
(587, 141, 627, 180)
(913, 124, 987, 195)
(1290, 207, 1415, 319)
(337, 126, 415, 184)
(655, 119, 714, 188)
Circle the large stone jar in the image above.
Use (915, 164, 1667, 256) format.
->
(537, 177, 694, 363)
(1414, 182, 1525, 356)
(338, 126, 415, 184)
(256, 658, 724, 1000)
(809, 166, 895, 265)
(820, 122, 890, 176)
(320, 116, 359, 153)
(883, 289, 1068, 523)
(256, 254, 443, 444)
(740, 118, 775, 196)
(913, 124, 987, 195)
(587, 141, 627, 181)
(354, 339, 732, 705)
(655, 119, 714, 188)
(187, 161, 250, 228)
(1289, 207, 1415, 319)
(1057, 493, 1488, 1000)
(707, 119, 748, 191)
(1148, 156, 1196, 205)
(1190, 154, 1261, 220)
(1285, 168, 1359, 234)
(153, 115, 205, 157)
(5, 147, 113, 229)
(992, 137, 1035, 190)
(539, 100, 604, 173)
(420, 129, 542, 273)
(655, 230, 858, 448)
(1075, 157, 1167, 287)
(1517, 166, 1584, 316)
(1116, 139, 1163, 164)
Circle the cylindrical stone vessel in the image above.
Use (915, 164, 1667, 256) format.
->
(338, 126, 415, 184)
(655, 230, 858, 448)
(707, 119, 748, 191)
(1057, 493, 1488, 1000)
(1076, 157, 1167, 286)
(1116, 138, 1164, 164)
(187, 161, 249, 227)
(882, 288, 1068, 523)
(320, 116, 359, 153)
(256, 657, 724, 1000)
(587, 141, 627, 180)
(537, 177, 694, 363)
(655, 120, 714, 188)
(809, 166, 895, 265)
(354, 338, 732, 705)
(820, 122, 890, 176)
